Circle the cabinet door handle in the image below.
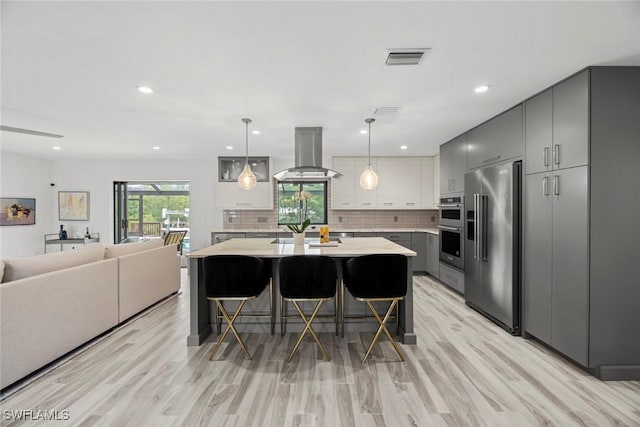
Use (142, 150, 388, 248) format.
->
(340, 202, 350, 206)
(361, 202, 372, 206)
(483, 155, 502, 164)
(543, 147, 549, 167)
(383, 202, 394, 206)
(405, 202, 416, 206)
(553, 144, 560, 166)
(448, 179, 453, 192)
(553, 175, 560, 196)
(542, 176, 549, 196)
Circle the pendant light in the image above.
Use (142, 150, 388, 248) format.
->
(360, 118, 378, 189)
(237, 118, 257, 190)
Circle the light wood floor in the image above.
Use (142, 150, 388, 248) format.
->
(1, 271, 639, 427)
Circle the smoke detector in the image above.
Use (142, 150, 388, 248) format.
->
(385, 48, 430, 66)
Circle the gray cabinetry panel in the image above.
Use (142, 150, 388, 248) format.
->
(439, 262, 464, 294)
(552, 70, 589, 170)
(411, 233, 427, 272)
(439, 135, 467, 195)
(588, 67, 640, 370)
(468, 106, 523, 170)
(525, 89, 553, 175)
(426, 233, 440, 278)
(523, 172, 552, 342)
(551, 166, 589, 366)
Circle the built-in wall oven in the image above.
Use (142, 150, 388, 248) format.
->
(438, 196, 464, 270)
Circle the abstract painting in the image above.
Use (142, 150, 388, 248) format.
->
(58, 191, 89, 221)
(0, 197, 36, 226)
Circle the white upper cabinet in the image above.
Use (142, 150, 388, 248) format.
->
(331, 157, 356, 209)
(376, 157, 421, 209)
(420, 156, 436, 209)
(354, 157, 378, 209)
(215, 157, 274, 210)
(331, 156, 435, 210)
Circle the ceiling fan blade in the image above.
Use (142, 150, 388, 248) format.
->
(0, 125, 63, 138)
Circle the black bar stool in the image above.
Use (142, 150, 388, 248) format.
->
(343, 254, 407, 363)
(202, 255, 273, 360)
(279, 256, 338, 362)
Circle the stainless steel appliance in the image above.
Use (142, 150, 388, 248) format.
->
(438, 225, 464, 270)
(438, 196, 463, 228)
(464, 161, 521, 335)
(438, 196, 464, 270)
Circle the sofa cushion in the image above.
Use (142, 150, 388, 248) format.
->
(1, 243, 106, 283)
(104, 239, 164, 259)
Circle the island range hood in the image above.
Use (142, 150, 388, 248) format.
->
(273, 127, 342, 180)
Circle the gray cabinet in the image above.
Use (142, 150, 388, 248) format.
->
(439, 135, 467, 195)
(467, 105, 523, 170)
(552, 70, 589, 170)
(439, 262, 464, 294)
(426, 233, 439, 278)
(411, 233, 426, 272)
(524, 72, 589, 175)
(524, 168, 589, 365)
(551, 166, 589, 365)
(524, 89, 553, 174)
(523, 67, 640, 379)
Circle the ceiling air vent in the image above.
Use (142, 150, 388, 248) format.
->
(385, 48, 430, 66)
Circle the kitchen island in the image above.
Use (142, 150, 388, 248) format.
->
(187, 237, 417, 346)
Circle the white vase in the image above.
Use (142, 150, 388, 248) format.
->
(293, 232, 305, 245)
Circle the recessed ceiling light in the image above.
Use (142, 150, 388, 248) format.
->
(360, 129, 368, 134)
(152, 146, 160, 150)
(52, 146, 61, 150)
(137, 86, 154, 94)
(252, 130, 260, 135)
(226, 146, 233, 150)
(474, 85, 490, 94)
(400, 145, 408, 150)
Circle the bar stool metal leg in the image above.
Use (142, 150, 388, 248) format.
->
(287, 299, 331, 362)
(210, 299, 251, 360)
(361, 298, 405, 363)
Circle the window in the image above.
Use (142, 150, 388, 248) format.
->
(278, 182, 327, 225)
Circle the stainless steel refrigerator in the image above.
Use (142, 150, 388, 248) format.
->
(464, 161, 521, 335)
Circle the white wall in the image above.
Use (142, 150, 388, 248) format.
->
(0, 152, 222, 258)
(0, 152, 55, 257)
(50, 159, 220, 252)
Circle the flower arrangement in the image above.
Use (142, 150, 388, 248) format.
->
(287, 191, 312, 233)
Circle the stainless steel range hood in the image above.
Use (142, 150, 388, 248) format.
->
(273, 127, 342, 180)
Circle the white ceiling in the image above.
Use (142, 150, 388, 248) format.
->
(1, 1, 639, 163)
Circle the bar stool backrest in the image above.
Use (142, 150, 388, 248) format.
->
(344, 254, 407, 299)
(279, 256, 337, 299)
(203, 255, 270, 298)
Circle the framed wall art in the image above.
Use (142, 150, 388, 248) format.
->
(0, 197, 36, 226)
(58, 191, 89, 221)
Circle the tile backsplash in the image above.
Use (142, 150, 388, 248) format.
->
(223, 208, 438, 230)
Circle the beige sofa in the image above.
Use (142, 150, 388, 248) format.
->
(0, 240, 180, 389)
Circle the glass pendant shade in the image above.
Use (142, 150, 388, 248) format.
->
(360, 164, 378, 189)
(360, 117, 378, 189)
(238, 163, 257, 190)
(237, 117, 256, 190)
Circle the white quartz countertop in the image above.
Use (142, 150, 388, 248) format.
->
(211, 228, 439, 235)
(190, 237, 417, 258)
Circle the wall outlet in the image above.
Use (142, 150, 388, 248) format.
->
(257, 217, 267, 223)
(394, 216, 398, 222)
(338, 216, 343, 223)
(431, 216, 435, 222)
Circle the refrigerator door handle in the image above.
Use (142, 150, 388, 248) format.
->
(479, 194, 488, 260)
(542, 176, 549, 196)
(473, 193, 479, 260)
(543, 147, 549, 167)
(553, 175, 560, 196)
